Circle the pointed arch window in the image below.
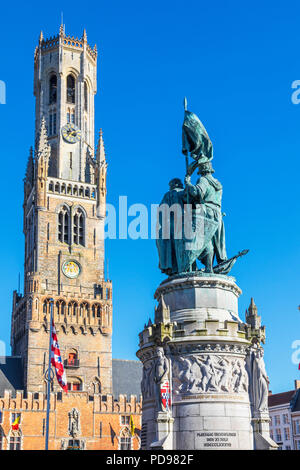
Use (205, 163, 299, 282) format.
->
(68, 301, 78, 316)
(66, 75, 75, 104)
(73, 208, 85, 246)
(49, 74, 57, 104)
(92, 304, 101, 318)
(56, 300, 66, 317)
(58, 206, 70, 244)
(80, 302, 89, 317)
(43, 299, 51, 315)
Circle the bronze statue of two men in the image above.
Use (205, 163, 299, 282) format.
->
(156, 101, 247, 276)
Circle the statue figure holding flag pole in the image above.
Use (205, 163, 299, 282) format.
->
(156, 99, 248, 275)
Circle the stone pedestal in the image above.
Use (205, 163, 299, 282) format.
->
(137, 273, 277, 450)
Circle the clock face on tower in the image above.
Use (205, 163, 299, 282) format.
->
(62, 260, 81, 279)
(61, 123, 81, 143)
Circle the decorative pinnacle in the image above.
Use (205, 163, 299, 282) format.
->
(25, 147, 34, 182)
(96, 128, 106, 162)
(247, 297, 258, 316)
(39, 31, 44, 44)
(82, 28, 87, 42)
(36, 117, 50, 159)
(59, 23, 64, 36)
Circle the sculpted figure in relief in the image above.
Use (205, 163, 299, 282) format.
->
(215, 359, 230, 392)
(69, 408, 80, 438)
(196, 356, 219, 392)
(153, 348, 169, 411)
(232, 359, 249, 393)
(172, 354, 250, 395)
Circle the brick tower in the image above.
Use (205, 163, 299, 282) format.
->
(11, 26, 112, 395)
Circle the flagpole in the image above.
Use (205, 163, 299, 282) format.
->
(183, 97, 192, 273)
(183, 97, 190, 207)
(45, 298, 54, 451)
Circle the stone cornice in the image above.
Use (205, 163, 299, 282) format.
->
(155, 274, 242, 300)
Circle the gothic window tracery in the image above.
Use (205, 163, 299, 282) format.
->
(68, 301, 78, 316)
(92, 304, 101, 319)
(56, 300, 66, 316)
(80, 302, 90, 318)
(58, 206, 70, 244)
(43, 298, 51, 315)
(66, 75, 75, 104)
(73, 208, 85, 246)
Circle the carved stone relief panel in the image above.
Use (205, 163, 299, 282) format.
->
(172, 354, 249, 395)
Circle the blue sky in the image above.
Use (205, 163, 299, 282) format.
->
(0, 0, 299, 393)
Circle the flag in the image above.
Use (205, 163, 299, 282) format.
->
(298, 362, 300, 371)
(51, 318, 68, 393)
(182, 110, 213, 163)
(12, 415, 20, 430)
(130, 415, 135, 437)
(160, 380, 171, 411)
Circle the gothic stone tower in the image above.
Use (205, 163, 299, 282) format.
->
(11, 26, 112, 395)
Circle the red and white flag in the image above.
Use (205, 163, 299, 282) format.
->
(51, 318, 68, 393)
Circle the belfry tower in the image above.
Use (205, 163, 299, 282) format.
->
(11, 26, 112, 395)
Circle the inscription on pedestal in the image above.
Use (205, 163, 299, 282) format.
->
(196, 431, 238, 449)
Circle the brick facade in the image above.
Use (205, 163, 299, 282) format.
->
(0, 391, 141, 450)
